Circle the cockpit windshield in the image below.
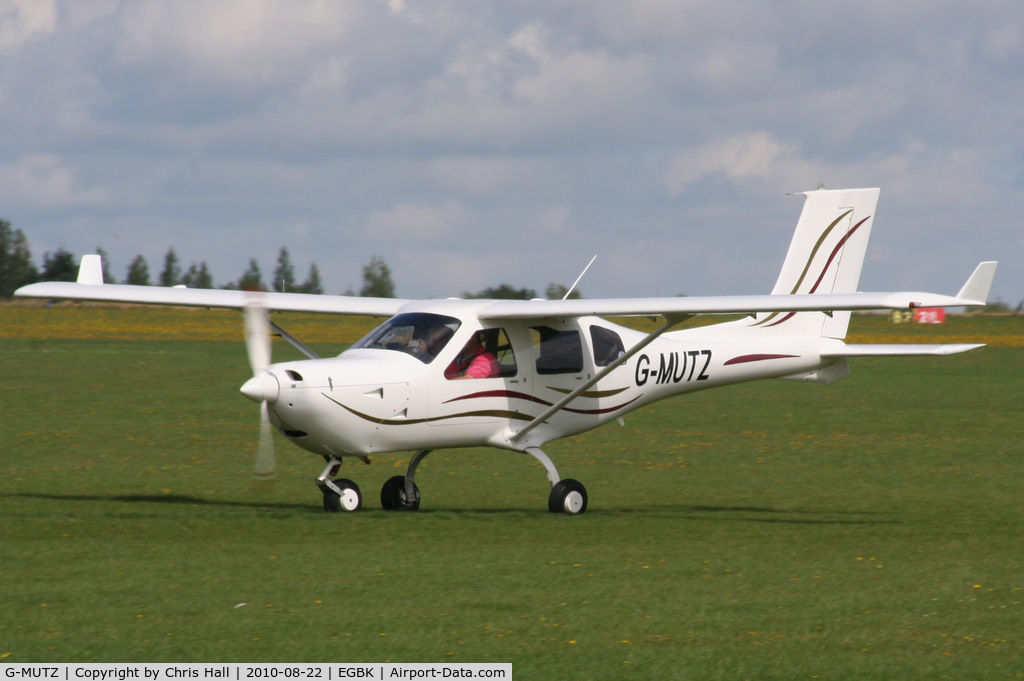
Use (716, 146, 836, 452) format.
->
(352, 313, 461, 364)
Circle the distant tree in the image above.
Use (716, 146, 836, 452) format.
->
(545, 283, 582, 300)
(360, 255, 395, 298)
(197, 262, 214, 289)
(236, 258, 265, 291)
(272, 247, 296, 292)
(0, 220, 38, 296)
(985, 299, 1011, 313)
(95, 247, 114, 284)
(159, 248, 182, 287)
(182, 262, 214, 289)
(298, 263, 323, 294)
(41, 248, 77, 282)
(125, 255, 151, 285)
(467, 284, 537, 300)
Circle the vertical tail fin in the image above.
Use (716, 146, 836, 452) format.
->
(755, 187, 879, 339)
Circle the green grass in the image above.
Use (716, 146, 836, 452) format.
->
(2, 315, 1023, 679)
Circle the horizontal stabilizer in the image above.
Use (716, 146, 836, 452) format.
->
(824, 344, 985, 357)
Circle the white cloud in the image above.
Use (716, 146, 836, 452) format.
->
(537, 204, 571, 234)
(0, 0, 56, 51)
(392, 250, 504, 298)
(425, 157, 547, 197)
(666, 133, 999, 210)
(364, 201, 468, 243)
(982, 24, 1021, 60)
(400, 20, 655, 147)
(666, 132, 806, 194)
(510, 25, 652, 110)
(0, 154, 108, 207)
(113, 0, 351, 85)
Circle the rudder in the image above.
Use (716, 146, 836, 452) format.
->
(757, 187, 879, 339)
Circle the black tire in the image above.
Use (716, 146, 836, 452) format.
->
(380, 475, 421, 511)
(548, 479, 588, 515)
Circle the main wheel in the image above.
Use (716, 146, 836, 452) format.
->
(380, 475, 421, 510)
(322, 478, 362, 513)
(548, 479, 588, 515)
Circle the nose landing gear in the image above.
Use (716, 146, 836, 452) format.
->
(316, 456, 363, 512)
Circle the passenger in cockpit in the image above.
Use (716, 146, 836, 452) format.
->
(445, 331, 499, 379)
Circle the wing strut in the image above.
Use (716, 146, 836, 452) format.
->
(510, 313, 692, 443)
(268, 320, 321, 360)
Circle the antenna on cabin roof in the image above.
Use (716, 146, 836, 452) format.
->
(563, 255, 597, 299)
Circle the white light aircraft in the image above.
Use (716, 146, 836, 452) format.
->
(16, 188, 997, 514)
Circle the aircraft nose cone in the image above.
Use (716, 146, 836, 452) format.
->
(241, 372, 280, 403)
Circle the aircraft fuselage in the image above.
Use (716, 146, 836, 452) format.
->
(255, 305, 836, 460)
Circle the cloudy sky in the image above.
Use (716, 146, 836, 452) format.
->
(2, 0, 1021, 304)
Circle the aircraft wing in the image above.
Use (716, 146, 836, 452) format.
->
(15, 255, 996, 320)
(479, 262, 997, 320)
(14, 280, 410, 317)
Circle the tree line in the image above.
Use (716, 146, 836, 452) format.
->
(0, 219, 404, 298)
(1, 219, 580, 300)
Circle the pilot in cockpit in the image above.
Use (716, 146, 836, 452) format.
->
(409, 323, 454, 360)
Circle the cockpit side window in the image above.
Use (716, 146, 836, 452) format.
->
(530, 326, 584, 374)
(353, 313, 460, 364)
(445, 327, 517, 379)
(590, 325, 625, 367)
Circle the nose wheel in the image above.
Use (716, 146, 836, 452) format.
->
(320, 478, 362, 512)
(316, 457, 363, 513)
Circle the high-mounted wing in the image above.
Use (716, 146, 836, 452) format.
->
(15, 254, 997, 322)
(15, 255, 411, 317)
(478, 261, 997, 321)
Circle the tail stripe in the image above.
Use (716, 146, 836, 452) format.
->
(752, 214, 870, 329)
(806, 217, 871, 294)
(783, 210, 852, 295)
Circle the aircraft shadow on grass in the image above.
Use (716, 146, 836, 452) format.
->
(6, 492, 313, 513)
(671, 505, 897, 526)
(5, 492, 898, 525)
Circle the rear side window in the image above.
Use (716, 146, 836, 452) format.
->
(531, 326, 584, 374)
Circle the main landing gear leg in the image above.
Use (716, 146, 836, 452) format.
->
(524, 446, 588, 515)
(381, 449, 429, 510)
(316, 456, 362, 513)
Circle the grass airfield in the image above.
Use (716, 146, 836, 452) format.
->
(2, 306, 1022, 679)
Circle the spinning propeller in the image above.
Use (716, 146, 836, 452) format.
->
(241, 305, 280, 486)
